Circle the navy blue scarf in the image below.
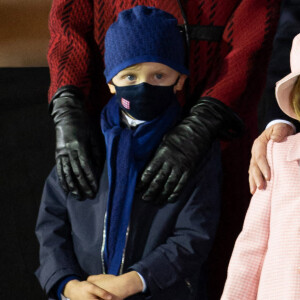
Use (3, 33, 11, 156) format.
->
(101, 95, 181, 275)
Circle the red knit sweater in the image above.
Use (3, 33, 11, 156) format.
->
(48, 0, 280, 121)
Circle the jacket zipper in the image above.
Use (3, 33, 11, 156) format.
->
(100, 212, 131, 275)
(100, 212, 107, 274)
(119, 224, 130, 275)
(185, 278, 194, 294)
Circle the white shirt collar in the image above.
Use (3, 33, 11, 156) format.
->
(122, 111, 146, 127)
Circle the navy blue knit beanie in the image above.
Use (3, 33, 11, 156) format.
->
(104, 5, 189, 83)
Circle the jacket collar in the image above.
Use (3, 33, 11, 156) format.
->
(287, 134, 300, 161)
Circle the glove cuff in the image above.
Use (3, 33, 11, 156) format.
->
(50, 87, 86, 126)
(191, 97, 245, 140)
(49, 85, 84, 114)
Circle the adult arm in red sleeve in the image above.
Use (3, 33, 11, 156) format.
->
(47, 0, 105, 199)
(201, 0, 280, 114)
(48, 0, 94, 100)
(138, 0, 280, 203)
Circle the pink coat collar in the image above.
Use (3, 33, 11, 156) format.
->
(286, 133, 300, 161)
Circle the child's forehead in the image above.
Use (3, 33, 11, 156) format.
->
(121, 62, 176, 73)
(123, 64, 142, 71)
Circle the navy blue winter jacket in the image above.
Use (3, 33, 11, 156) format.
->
(35, 142, 221, 300)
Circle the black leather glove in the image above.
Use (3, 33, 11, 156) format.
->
(138, 97, 244, 204)
(50, 86, 104, 199)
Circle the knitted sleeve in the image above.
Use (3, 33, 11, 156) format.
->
(47, 0, 94, 102)
(200, 0, 280, 116)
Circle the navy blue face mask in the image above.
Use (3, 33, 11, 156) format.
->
(113, 78, 179, 121)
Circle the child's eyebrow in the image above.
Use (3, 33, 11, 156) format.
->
(152, 69, 167, 73)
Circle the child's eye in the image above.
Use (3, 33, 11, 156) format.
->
(126, 74, 136, 81)
(155, 73, 163, 80)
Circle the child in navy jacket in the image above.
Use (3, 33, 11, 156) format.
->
(35, 6, 222, 300)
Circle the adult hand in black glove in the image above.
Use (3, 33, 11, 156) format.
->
(50, 86, 104, 199)
(138, 97, 244, 204)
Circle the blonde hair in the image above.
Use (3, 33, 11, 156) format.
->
(291, 76, 300, 120)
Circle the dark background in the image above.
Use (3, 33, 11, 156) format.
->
(0, 67, 52, 299)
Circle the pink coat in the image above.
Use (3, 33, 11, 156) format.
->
(222, 134, 300, 300)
